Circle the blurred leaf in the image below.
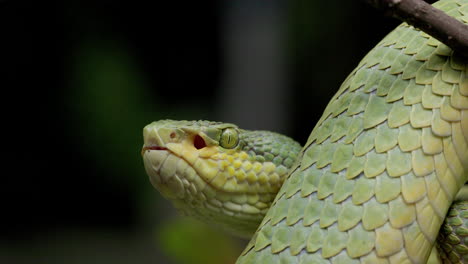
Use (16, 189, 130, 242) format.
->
(156, 217, 243, 264)
(69, 38, 157, 188)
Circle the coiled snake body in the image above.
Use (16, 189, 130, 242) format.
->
(142, 0, 468, 262)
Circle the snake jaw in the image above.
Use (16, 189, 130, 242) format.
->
(143, 149, 189, 200)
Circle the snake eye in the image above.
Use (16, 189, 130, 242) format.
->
(220, 128, 239, 149)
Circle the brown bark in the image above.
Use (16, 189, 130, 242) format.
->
(364, 0, 468, 58)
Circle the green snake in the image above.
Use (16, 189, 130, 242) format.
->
(142, 0, 468, 262)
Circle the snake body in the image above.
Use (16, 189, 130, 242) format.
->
(143, 0, 468, 262)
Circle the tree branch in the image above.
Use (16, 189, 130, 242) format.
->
(364, 0, 468, 58)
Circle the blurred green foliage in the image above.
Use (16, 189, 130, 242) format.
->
(68, 38, 242, 263)
(156, 218, 243, 264)
(69, 39, 157, 193)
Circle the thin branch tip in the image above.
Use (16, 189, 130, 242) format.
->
(363, 0, 468, 58)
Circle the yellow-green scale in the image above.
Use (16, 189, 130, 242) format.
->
(237, 0, 468, 263)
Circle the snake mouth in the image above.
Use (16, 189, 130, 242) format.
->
(143, 146, 168, 151)
(141, 145, 168, 156)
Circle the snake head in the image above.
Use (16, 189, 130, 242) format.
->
(142, 119, 302, 237)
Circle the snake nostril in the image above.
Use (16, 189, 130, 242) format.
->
(193, 135, 207, 149)
(170, 132, 176, 139)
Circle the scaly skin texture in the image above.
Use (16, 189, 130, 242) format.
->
(437, 201, 468, 263)
(236, 0, 468, 263)
(142, 120, 301, 238)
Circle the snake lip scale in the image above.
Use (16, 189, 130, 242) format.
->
(143, 144, 252, 195)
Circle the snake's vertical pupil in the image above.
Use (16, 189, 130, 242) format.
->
(193, 135, 207, 149)
(220, 128, 239, 149)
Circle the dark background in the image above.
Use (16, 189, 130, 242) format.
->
(2, 0, 406, 263)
